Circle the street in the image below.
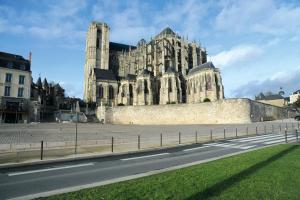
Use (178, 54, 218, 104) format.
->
(0, 132, 298, 200)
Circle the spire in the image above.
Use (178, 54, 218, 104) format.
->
(36, 77, 42, 89)
(43, 78, 48, 88)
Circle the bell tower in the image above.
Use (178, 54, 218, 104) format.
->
(83, 22, 110, 102)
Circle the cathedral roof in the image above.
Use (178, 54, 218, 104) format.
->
(188, 62, 216, 76)
(138, 69, 152, 76)
(155, 27, 176, 38)
(165, 67, 176, 74)
(125, 74, 137, 80)
(94, 68, 117, 81)
(109, 42, 136, 52)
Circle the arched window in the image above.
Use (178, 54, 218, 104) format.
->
(144, 80, 149, 94)
(98, 85, 103, 98)
(109, 85, 114, 99)
(206, 75, 212, 90)
(168, 78, 172, 92)
(129, 84, 133, 98)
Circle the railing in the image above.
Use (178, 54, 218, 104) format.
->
(0, 122, 299, 164)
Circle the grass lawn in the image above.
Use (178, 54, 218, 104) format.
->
(39, 144, 300, 200)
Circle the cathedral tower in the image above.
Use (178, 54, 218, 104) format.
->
(84, 22, 110, 101)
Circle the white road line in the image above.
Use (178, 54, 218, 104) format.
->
(7, 163, 94, 176)
(264, 136, 296, 145)
(229, 134, 274, 142)
(204, 143, 256, 150)
(183, 146, 210, 152)
(240, 145, 257, 150)
(247, 136, 286, 143)
(121, 153, 170, 161)
(230, 134, 281, 142)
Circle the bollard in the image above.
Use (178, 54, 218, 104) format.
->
(111, 137, 114, 152)
(292, 123, 294, 130)
(40, 140, 44, 160)
(138, 135, 140, 150)
(75, 120, 78, 154)
(298, 122, 299, 129)
(224, 128, 226, 139)
(272, 125, 274, 134)
(296, 129, 299, 142)
(256, 126, 258, 135)
(246, 126, 248, 135)
(279, 124, 282, 132)
(264, 125, 266, 134)
(160, 133, 162, 147)
(235, 128, 238, 138)
(210, 130, 213, 141)
(179, 132, 181, 144)
(285, 129, 287, 143)
(195, 131, 198, 143)
(286, 123, 288, 130)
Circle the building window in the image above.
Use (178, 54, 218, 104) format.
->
(168, 78, 172, 92)
(18, 88, 24, 97)
(7, 62, 13, 68)
(109, 86, 114, 99)
(5, 73, 12, 83)
(4, 86, 10, 96)
(144, 80, 149, 94)
(19, 75, 25, 85)
(99, 85, 103, 98)
(96, 38, 100, 48)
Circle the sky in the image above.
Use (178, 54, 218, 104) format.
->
(0, 0, 300, 98)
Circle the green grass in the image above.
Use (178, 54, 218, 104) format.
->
(39, 144, 300, 200)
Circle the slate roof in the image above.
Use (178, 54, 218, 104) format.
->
(109, 42, 137, 52)
(257, 94, 285, 100)
(94, 68, 117, 81)
(125, 74, 137, 80)
(0, 51, 31, 72)
(293, 90, 300, 94)
(155, 27, 176, 38)
(138, 69, 152, 76)
(188, 62, 215, 75)
(165, 67, 176, 74)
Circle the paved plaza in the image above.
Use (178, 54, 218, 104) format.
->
(0, 119, 298, 144)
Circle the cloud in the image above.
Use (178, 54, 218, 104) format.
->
(211, 45, 264, 68)
(232, 66, 300, 98)
(215, 0, 300, 36)
(0, 1, 87, 45)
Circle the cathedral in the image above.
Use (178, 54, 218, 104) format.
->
(83, 22, 224, 106)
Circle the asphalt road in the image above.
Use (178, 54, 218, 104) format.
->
(0, 132, 298, 200)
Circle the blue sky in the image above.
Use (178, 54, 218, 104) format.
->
(1, 0, 300, 98)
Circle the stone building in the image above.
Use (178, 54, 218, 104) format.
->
(0, 51, 32, 123)
(84, 22, 224, 106)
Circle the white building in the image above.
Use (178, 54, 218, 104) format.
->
(0, 52, 32, 123)
(290, 90, 300, 104)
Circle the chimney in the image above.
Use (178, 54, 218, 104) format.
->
(29, 52, 32, 64)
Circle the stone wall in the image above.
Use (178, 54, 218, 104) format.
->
(96, 98, 291, 125)
(250, 100, 289, 121)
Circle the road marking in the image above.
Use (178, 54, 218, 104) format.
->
(183, 146, 210, 152)
(264, 136, 296, 145)
(7, 163, 94, 176)
(204, 142, 256, 150)
(121, 153, 170, 161)
(246, 135, 286, 143)
(231, 134, 281, 142)
(229, 134, 273, 141)
(240, 145, 257, 150)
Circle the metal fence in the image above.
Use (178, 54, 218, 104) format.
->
(0, 122, 299, 164)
